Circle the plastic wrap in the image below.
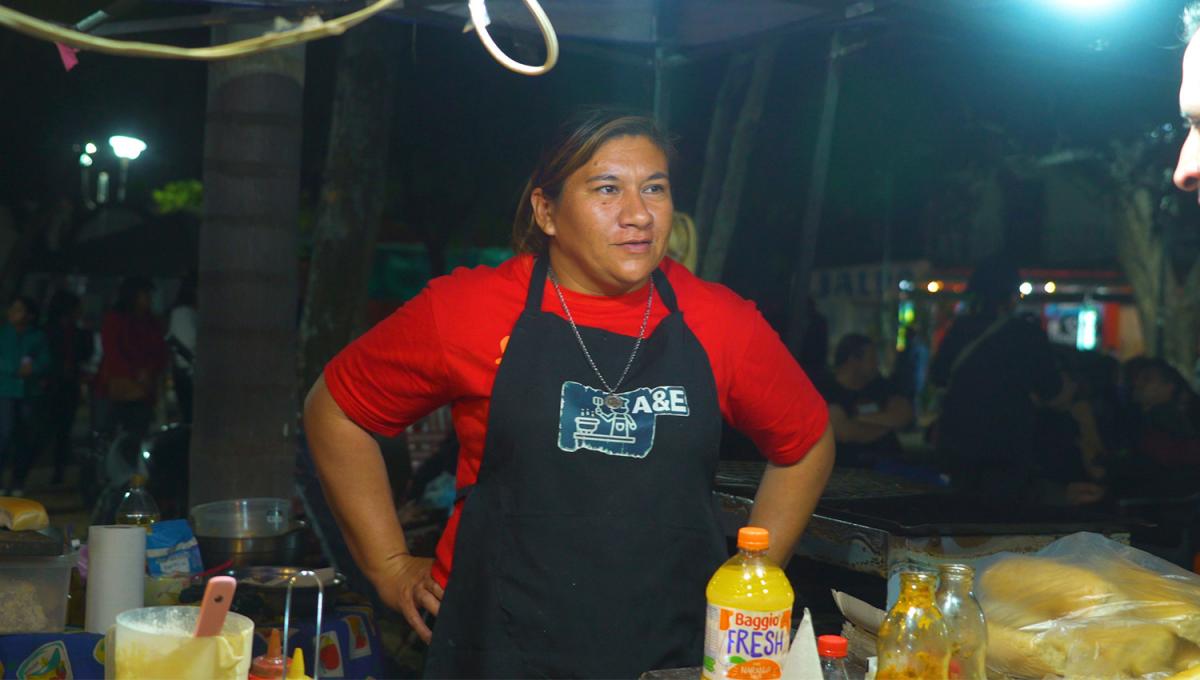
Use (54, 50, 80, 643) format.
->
(975, 532, 1200, 680)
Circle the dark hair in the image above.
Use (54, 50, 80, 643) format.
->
(834, 333, 874, 367)
(11, 295, 38, 325)
(115, 276, 153, 314)
(966, 255, 1020, 313)
(46, 290, 80, 323)
(1185, 2, 1200, 42)
(512, 110, 675, 255)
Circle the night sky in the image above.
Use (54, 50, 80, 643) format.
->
(0, 0, 1195, 301)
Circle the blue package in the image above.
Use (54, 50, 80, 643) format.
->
(146, 518, 205, 575)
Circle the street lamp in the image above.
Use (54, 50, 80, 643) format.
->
(108, 135, 146, 202)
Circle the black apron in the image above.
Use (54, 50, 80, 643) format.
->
(424, 257, 727, 679)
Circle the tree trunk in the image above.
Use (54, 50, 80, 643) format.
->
(191, 22, 305, 505)
(299, 22, 400, 394)
(692, 52, 751, 272)
(699, 40, 779, 283)
(1113, 182, 1200, 377)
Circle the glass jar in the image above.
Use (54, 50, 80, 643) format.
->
(877, 570, 951, 680)
(935, 563, 987, 680)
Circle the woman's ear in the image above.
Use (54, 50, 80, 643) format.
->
(531, 188, 555, 237)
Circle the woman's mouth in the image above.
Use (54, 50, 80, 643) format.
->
(615, 240, 652, 254)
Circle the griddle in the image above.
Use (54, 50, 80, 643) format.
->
(0, 527, 65, 557)
(714, 461, 1141, 578)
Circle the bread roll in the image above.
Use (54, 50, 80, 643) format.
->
(980, 557, 1117, 625)
(0, 496, 48, 531)
(986, 623, 1063, 678)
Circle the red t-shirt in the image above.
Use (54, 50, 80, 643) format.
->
(325, 254, 828, 587)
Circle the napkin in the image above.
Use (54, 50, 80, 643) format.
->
(780, 608, 821, 679)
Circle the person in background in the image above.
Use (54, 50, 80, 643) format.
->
(929, 256, 1071, 502)
(94, 277, 168, 442)
(816, 333, 912, 468)
(166, 273, 197, 423)
(42, 290, 92, 487)
(0, 297, 49, 496)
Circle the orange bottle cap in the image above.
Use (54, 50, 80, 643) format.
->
(737, 526, 769, 551)
(817, 634, 848, 658)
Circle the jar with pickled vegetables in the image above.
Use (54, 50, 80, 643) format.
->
(876, 570, 951, 680)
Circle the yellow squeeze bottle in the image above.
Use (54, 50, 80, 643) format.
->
(702, 526, 795, 680)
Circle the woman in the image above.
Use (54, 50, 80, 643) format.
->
(304, 112, 834, 678)
(94, 277, 167, 442)
(0, 296, 49, 496)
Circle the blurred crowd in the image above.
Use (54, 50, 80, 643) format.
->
(811, 258, 1200, 515)
(0, 275, 196, 497)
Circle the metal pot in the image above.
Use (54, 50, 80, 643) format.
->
(194, 520, 308, 568)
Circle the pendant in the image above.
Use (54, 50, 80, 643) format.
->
(604, 393, 624, 409)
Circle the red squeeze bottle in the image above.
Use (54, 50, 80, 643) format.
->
(249, 629, 286, 680)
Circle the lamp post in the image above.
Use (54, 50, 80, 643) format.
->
(108, 135, 146, 202)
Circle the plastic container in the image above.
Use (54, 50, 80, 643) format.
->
(0, 549, 79, 633)
(877, 570, 951, 680)
(702, 526, 795, 680)
(818, 634, 851, 680)
(116, 475, 161, 531)
(110, 605, 254, 680)
(935, 563, 987, 680)
(190, 498, 290, 538)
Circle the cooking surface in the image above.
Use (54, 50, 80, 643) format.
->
(0, 527, 64, 556)
(818, 494, 1141, 536)
(716, 461, 930, 500)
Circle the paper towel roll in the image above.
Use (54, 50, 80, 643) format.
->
(86, 525, 146, 634)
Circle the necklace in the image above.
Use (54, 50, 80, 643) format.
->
(547, 266, 654, 409)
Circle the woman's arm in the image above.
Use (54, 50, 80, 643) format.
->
(304, 376, 444, 642)
(748, 424, 835, 567)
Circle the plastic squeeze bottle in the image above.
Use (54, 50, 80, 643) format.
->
(702, 526, 795, 680)
(249, 629, 286, 680)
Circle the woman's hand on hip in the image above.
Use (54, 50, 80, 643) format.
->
(373, 554, 444, 643)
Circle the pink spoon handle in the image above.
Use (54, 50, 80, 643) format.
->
(194, 575, 236, 637)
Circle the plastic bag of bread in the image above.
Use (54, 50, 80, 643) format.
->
(975, 532, 1200, 680)
(0, 496, 48, 531)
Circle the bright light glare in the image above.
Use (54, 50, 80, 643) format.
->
(84, 142, 97, 155)
(926, 281, 942, 294)
(1044, 281, 1057, 294)
(109, 135, 147, 160)
(1019, 282, 1034, 296)
(1043, 0, 1129, 13)
(79, 154, 93, 168)
(1077, 309, 1098, 351)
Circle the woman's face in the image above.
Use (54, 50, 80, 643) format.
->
(534, 135, 673, 296)
(7, 300, 28, 326)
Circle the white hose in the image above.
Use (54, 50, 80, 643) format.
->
(468, 0, 558, 76)
(0, 0, 559, 77)
(0, 0, 400, 60)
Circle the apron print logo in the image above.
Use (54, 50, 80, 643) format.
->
(558, 381, 689, 458)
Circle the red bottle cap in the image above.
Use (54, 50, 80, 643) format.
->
(817, 634, 848, 658)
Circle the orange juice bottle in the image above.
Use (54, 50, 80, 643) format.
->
(702, 527, 794, 680)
